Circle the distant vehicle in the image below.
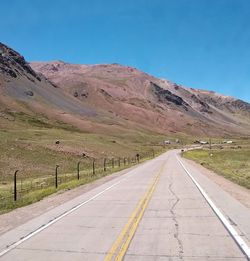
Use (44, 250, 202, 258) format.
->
(164, 140, 171, 145)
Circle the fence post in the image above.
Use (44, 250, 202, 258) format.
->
(104, 158, 107, 172)
(77, 161, 81, 180)
(55, 165, 59, 188)
(92, 159, 95, 176)
(14, 170, 19, 201)
(123, 157, 126, 166)
(136, 153, 140, 163)
(112, 158, 114, 168)
(118, 157, 121, 168)
(152, 149, 155, 158)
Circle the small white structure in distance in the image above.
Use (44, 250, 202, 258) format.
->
(199, 140, 209, 145)
(223, 140, 233, 144)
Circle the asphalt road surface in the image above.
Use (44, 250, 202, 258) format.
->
(0, 150, 250, 261)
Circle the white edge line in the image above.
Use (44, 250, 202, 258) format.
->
(0, 177, 127, 257)
(177, 156, 250, 260)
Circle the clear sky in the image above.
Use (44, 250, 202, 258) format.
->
(2, 0, 250, 102)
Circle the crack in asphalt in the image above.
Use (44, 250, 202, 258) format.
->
(168, 176, 184, 259)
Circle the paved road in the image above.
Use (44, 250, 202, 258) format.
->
(0, 150, 250, 260)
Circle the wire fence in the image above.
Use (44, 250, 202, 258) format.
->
(0, 148, 164, 213)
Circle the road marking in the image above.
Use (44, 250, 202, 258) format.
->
(104, 163, 164, 261)
(177, 156, 250, 260)
(0, 176, 131, 258)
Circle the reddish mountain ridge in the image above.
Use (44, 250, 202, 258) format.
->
(0, 42, 249, 137)
(31, 60, 250, 136)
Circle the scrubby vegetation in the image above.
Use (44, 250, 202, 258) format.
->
(183, 148, 250, 189)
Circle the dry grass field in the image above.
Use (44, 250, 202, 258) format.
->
(183, 146, 250, 189)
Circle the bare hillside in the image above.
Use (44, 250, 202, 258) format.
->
(1, 42, 249, 137)
(31, 60, 250, 137)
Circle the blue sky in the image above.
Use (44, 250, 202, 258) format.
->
(2, 0, 250, 102)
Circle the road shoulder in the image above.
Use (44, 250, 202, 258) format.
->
(182, 157, 250, 209)
(0, 163, 144, 236)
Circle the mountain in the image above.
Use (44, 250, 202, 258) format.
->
(0, 42, 107, 134)
(1, 42, 250, 137)
(31, 61, 250, 137)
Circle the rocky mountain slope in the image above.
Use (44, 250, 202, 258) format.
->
(0, 42, 105, 133)
(31, 60, 250, 137)
(1, 42, 250, 137)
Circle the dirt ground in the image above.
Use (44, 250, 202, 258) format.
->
(0, 156, 249, 237)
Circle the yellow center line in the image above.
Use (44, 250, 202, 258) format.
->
(104, 163, 165, 261)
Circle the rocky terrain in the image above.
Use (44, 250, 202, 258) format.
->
(31, 60, 250, 137)
(1, 41, 250, 137)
